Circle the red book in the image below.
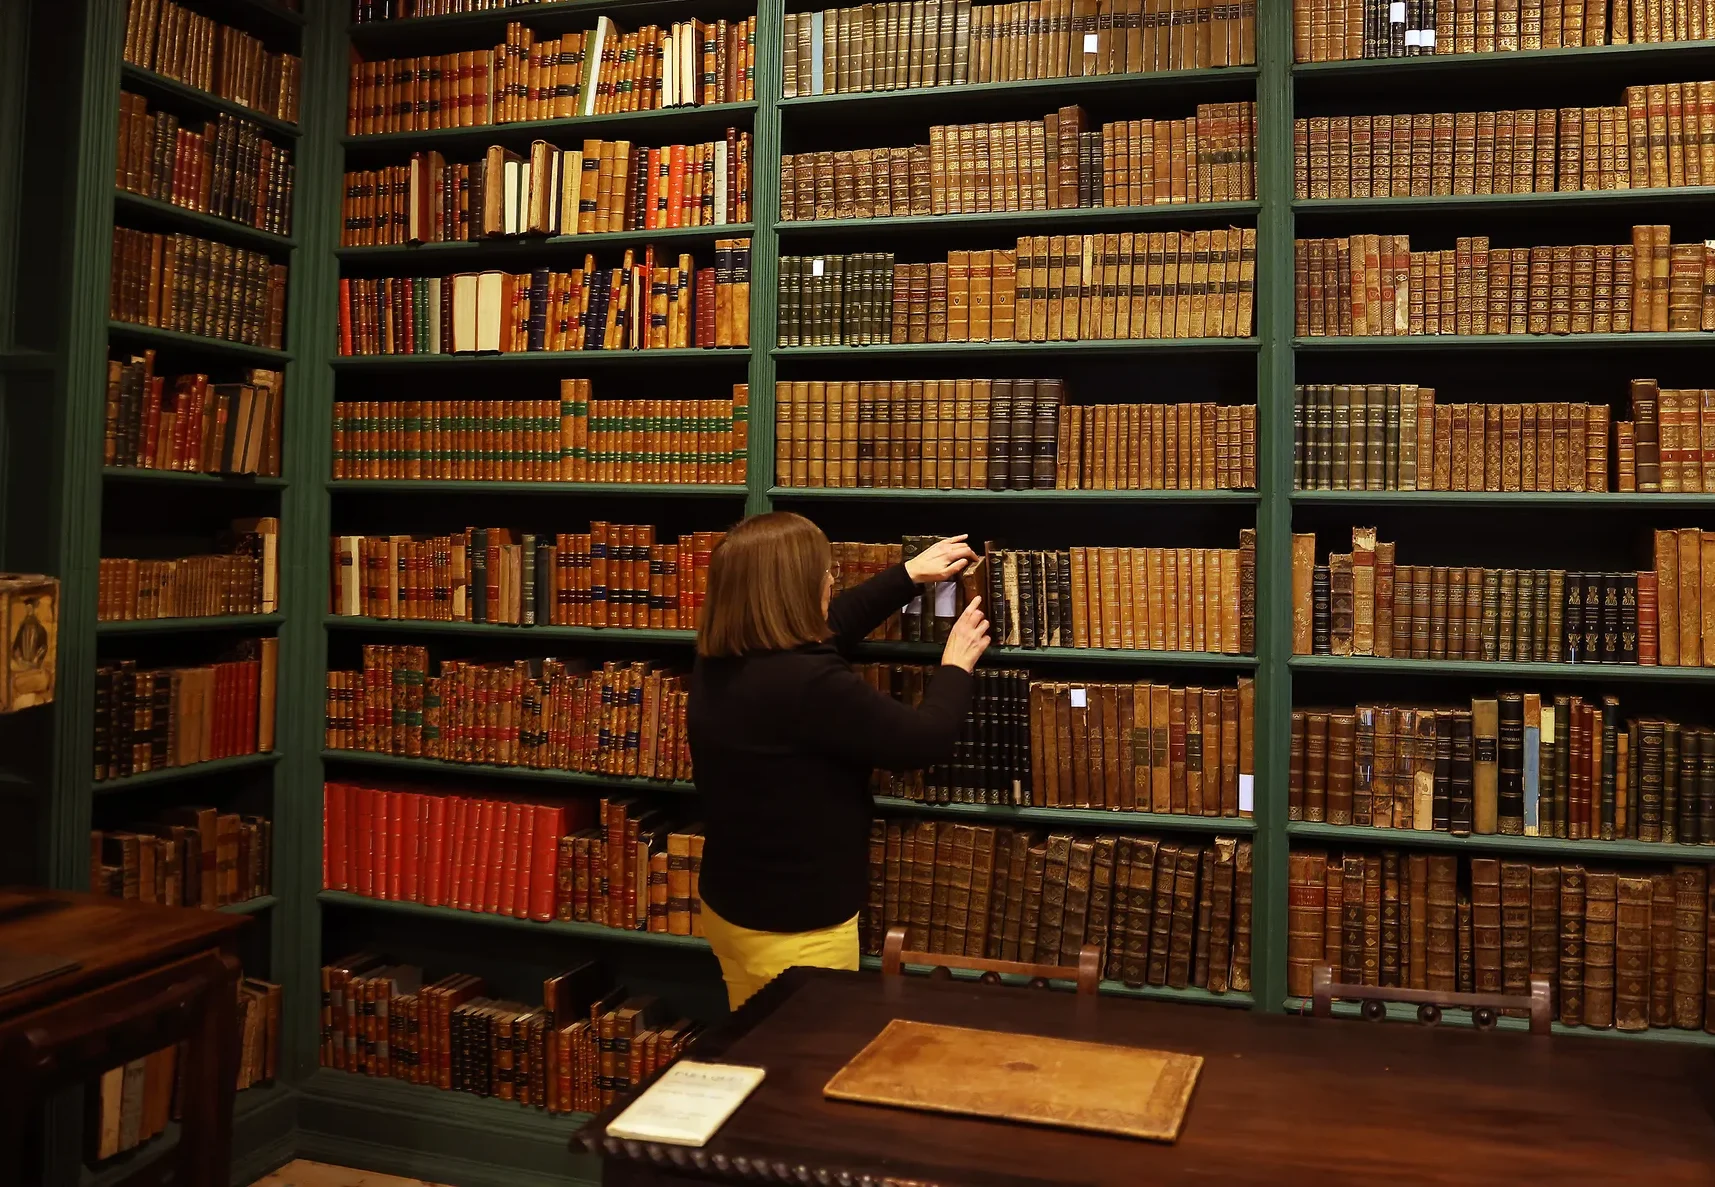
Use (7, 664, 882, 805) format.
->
(552, 832, 573, 922)
(402, 791, 423, 903)
(644, 148, 662, 230)
(323, 782, 344, 890)
(381, 790, 399, 901)
(339, 278, 354, 355)
(142, 377, 162, 467)
(694, 268, 716, 347)
(1638, 572, 1659, 665)
(513, 806, 536, 919)
(209, 662, 227, 759)
(529, 805, 565, 921)
(243, 658, 260, 754)
(357, 786, 376, 898)
(473, 799, 498, 912)
(491, 802, 518, 915)
(447, 796, 469, 909)
(425, 794, 448, 906)
(667, 145, 686, 229)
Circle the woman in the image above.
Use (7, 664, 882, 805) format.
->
(688, 511, 991, 1009)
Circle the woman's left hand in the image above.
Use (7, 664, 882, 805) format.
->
(905, 535, 980, 583)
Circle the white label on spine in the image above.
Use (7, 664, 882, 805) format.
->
(1238, 774, 1255, 813)
(934, 582, 957, 616)
(1389, 1, 1406, 21)
(812, 258, 825, 277)
(1083, 31, 1099, 51)
(1404, 28, 1421, 45)
(1070, 688, 1087, 708)
(1424, 29, 1435, 46)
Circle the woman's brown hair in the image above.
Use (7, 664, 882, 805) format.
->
(697, 511, 833, 657)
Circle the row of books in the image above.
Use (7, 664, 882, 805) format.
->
(1296, 0, 1709, 61)
(778, 103, 1255, 223)
(1289, 526, 1715, 668)
(1295, 227, 1715, 338)
(335, 242, 752, 354)
(345, 16, 757, 135)
(774, 379, 1257, 492)
(784, 0, 1256, 97)
(110, 228, 288, 351)
(340, 132, 752, 247)
(91, 809, 272, 908)
(1296, 87, 1715, 200)
(93, 642, 278, 782)
(325, 652, 692, 781)
(353, 0, 555, 18)
(323, 787, 705, 936)
(330, 384, 750, 483)
(780, 228, 1259, 346)
(869, 825, 1253, 993)
(1287, 849, 1715, 1035)
(320, 957, 696, 1114)
(103, 355, 284, 477)
(830, 536, 1256, 655)
(328, 526, 721, 630)
(863, 664, 1257, 812)
(88, 977, 279, 1164)
(1291, 693, 1715, 843)
(1294, 385, 1615, 493)
(98, 517, 278, 621)
(122, 0, 301, 124)
(116, 93, 294, 237)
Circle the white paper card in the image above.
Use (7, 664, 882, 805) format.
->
(812, 258, 825, 277)
(606, 1061, 766, 1147)
(1083, 31, 1099, 51)
(1404, 28, 1421, 45)
(1070, 687, 1087, 708)
(1238, 773, 1255, 814)
(1389, 1, 1405, 20)
(1423, 29, 1435, 45)
(934, 582, 957, 615)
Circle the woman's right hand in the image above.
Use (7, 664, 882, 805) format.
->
(942, 597, 991, 673)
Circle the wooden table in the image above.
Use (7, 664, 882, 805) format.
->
(577, 967, 1715, 1187)
(0, 889, 246, 1187)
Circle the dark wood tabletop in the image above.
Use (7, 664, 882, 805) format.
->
(577, 967, 1715, 1187)
(0, 888, 244, 1021)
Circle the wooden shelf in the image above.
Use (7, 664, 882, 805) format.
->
(1292, 39, 1715, 86)
(119, 64, 300, 138)
(321, 749, 695, 796)
(101, 467, 286, 488)
(1295, 186, 1715, 217)
(302, 1067, 590, 1130)
(775, 338, 1258, 359)
(778, 66, 1260, 117)
(859, 957, 1255, 1006)
(329, 480, 747, 497)
(875, 797, 1256, 832)
(338, 223, 756, 265)
(322, 616, 696, 644)
(113, 190, 294, 252)
(1288, 821, 1715, 863)
(108, 321, 291, 365)
(1294, 332, 1715, 351)
(857, 639, 1259, 668)
(1292, 490, 1715, 507)
(96, 614, 283, 635)
(92, 752, 281, 795)
(1289, 655, 1715, 683)
(775, 201, 1261, 241)
(220, 894, 279, 916)
(1283, 995, 1715, 1045)
(341, 101, 759, 158)
(330, 347, 746, 370)
(318, 890, 714, 950)
(772, 487, 1257, 504)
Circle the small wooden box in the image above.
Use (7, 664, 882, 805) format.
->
(0, 574, 58, 712)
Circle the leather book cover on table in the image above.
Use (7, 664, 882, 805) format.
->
(824, 1020, 1202, 1142)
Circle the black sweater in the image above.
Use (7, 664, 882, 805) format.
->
(687, 564, 973, 933)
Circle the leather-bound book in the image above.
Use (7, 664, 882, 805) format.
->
(1456, 895, 1475, 993)
(1312, 565, 1331, 654)
(1374, 540, 1395, 656)
(1017, 837, 1047, 965)
(1469, 858, 1503, 994)
(1673, 864, 1707, 1029)
(1326, 712, 1356, 825)
(1288, 710, 1306, 822)
(1084, 835, 1115, 969)
(1498, 692, 1526, 835)
(1583, 870, 1618, 1029)
(1350, 529, 1376, 655)
(1374, 705, 1399, 827)
(1424, 855, 1458, 992)
(1407, 854, 1429, 989)
(1529, 864, 1560, 1015)
(1323, 855, 1344, 978)
(1614, 875, 1653, 1032)
(1449, 710, 1475, 836)
(1146, 842, 1177, 986)
(1471, 697, 1500, 835)
(1286, 849, 1326, 998)
(1290, 532, 1315, 653)
(1380, 851, 1402, 987)
(1352, 706, 1376, 826)
(1432, 710, 1453, 832)
(1646, 871, 1676, 1029)
(1121, 837, 1157, 987)
(1191, 846, 1216, 988)
(1339, 853, 1364, 985)
(1500, 861, 1532, 1001)
(1230, 839, 1254, 992)
(1361, 853, 1382, 986)
(1564, 867, 1584, 1022)
(1058, 837, 1093, 964)
(1304, 711, 1328, 823)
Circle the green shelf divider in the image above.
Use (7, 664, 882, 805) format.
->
(775, 338, 1260, 359)
(330, 347, 747, 370)
(101, 467, 288, 488)
(318, 890, 716, 950)
(771, 487, 1258, 504)
(1292, 38, 1715, 82)
(221, 894, 281, 916)
(775, 202, 1262, 239)
(95, 613, 285, 634)
(322, 749, 696, 795)
(874, 797, 1257, 833)
(1295, 332, 1715, 351)
(302, 1067, 591, 1129)
(113, 190, 296, 252)
(854, 639, 1259, 668)
(1289, 655, 1715, 683)
(340, 101, 759, 156)
(107, 321, 293, 364)
(337, 222, 757, 263)
(1295, 186, 1715, 216)
(1288, 821, 1715, 863)
(119, 63, 302, 138)
(856, 956, 1255, 1006)
(1291, 490, 1715, 507)
(91, 752, 281, 795)
(328, 480, 748, 497)
(778, 65, 1260, 115)
(322, 616, 697, 644)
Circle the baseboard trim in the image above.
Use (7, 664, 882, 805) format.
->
(232, 1085, 297, 1187)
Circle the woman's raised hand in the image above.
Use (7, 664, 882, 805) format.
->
(905, 534, 980, 583)
(941, 597, 991, 673)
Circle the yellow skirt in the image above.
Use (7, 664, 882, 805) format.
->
(701, 902, 860, 1010)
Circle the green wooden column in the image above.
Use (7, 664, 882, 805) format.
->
(749, 0, 785, 520)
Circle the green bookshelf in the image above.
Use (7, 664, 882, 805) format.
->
(335, 222, 756, 261)
(1288, 822, 1715, 863)
(772, 487, 1258, 504)
(773, 338, 1260, 359)
(774, 201, 1262, 237)
(1288, 655, 1715, 684)
(95, 614, 286, 635)
(873, 797, 1257, 834)
(112, 190, 298, 250)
